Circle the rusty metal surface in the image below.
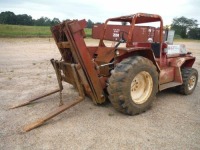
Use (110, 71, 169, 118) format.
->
(51, 20, 99, 103)
(64, 21, 100, 102)
(159, 67, 175, 84)
(87, 46, 98, 58)
(57, 42, 70, 49)
(23, 96, 84, 132)
(108, 13, 163, 23)
(71, 64, 84, 97)
(67, 20, 105, 103)
(92, 24, 160, 43)
(95, 47, 115, 64)
(97, 13, 165, 67)
(174, 67, 182, 83)
(22, 61, 86, 131)
(159, 82, 182, 91)
(93, 24, 128, 41)
(51, 59, 63, 91)
(168, 56, 195, 67)
(99, 13, 163, 45)
(10, 89, 60, 109)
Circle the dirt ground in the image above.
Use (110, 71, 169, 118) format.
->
(0, 38, 200, 150)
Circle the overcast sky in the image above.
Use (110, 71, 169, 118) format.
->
(0, 0, 199, 25)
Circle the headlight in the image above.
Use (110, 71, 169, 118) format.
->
(116, 50, 119, 56)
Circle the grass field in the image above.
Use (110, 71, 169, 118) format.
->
(174, 38, 200, 42)
(0, 24, 51, 37)
(0, 24, 92, 38)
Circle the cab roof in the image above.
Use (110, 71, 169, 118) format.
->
(107, 13, 162, 24)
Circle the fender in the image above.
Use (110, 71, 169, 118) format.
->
(169, 56, 196, 68)
(117, 48, 160, 72)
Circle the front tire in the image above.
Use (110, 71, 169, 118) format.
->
(177, 68, 198, 95)
(108, 56, 158, 115)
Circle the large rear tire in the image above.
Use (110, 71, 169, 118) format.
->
(108, 56, 158, 115)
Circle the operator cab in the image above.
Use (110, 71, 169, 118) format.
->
(94, 13, 166, 68)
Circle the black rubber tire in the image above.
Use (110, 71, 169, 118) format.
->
(177, 68, 198, 95)
(107, 56, 158, 115)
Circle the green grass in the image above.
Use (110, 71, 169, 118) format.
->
(84, 28, 92, 37)
(0, 24, 51, 37)
(174, 38, 200, 42)
(173, 34, 200, 42)
(0, 24, 92, 38)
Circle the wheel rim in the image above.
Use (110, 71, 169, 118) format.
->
(188, 75, 196, 91)
(130, 71, 153, 104)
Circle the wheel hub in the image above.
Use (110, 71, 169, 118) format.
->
(188, 75, 196, 90)
(130, 71, 153, 104)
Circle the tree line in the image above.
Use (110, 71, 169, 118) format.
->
(0, 11, 199, 39)
(0, 11, 61, 26)
(0, 11, 97, 27)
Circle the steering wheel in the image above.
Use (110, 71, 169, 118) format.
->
(114, 31, 128, 49)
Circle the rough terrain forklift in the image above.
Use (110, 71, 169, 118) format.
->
(11, 13, 198, 131)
